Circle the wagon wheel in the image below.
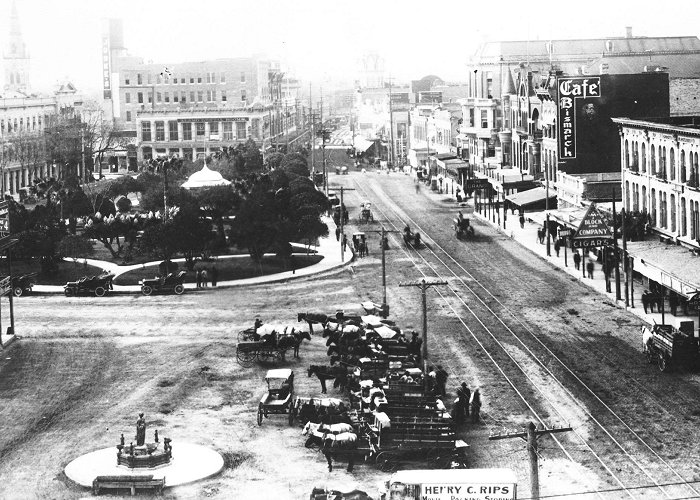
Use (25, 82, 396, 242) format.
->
(376, 451, 397, 472)
(141, 285, 153, 296)
(94, 287, 106, 297)
(236, 347, 257, 367)
(173, 284, 185, 295)
(657, 352, 669, 372)
(12, 286, 23, 297)
(257, 403, 264, 426)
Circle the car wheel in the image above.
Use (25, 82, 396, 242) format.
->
(141, 285, 153, 296)
(173, 284, 185, 295)
(64, 288, 74, 297)
(94, 287, 106, 297)
(12, 287, 23, 297)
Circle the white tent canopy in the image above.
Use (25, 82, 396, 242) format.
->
(181, 165, 231, 189)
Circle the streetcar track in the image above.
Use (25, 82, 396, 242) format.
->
(346, 174, 699, 499)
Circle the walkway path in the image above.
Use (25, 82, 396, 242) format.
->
(33, 216, 348, 294)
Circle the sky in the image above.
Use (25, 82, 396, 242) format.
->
(2, 0, 700, 95)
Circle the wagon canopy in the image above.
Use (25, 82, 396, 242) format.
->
(265, 368, 292, 380)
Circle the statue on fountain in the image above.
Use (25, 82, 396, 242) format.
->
(135, 413, 147, 446)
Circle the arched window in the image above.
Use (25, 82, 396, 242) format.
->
(671, 193, 676, 232)
(651, 145, 656, 175)
(625, 140, 629, 169)
(670, 148, 675, 181)
(681, 150, 687, 182)
(681, 197, 687, 236)
(661, 146, 667, 178)
(625, 181, 630, 209)
(651, 188, 657, 225)
(642, 185, 647, 214)
(641, 143, 647, 173)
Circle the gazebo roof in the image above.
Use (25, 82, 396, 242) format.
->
(181, 165, 231, 189)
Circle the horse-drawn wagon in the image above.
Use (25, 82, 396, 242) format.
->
(642, 323, 700, 372)
(402, 226, 422, 249)
(453, 215, 474, 240)
(236, 326, 311, 366)
(358, 203, 374, 224)
(257, 369, 295, 426)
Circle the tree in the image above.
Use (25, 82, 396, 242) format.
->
(80, 100, 133, 180)
(57, 234, 94, 267)
(242, 138, 263, 172)
(230, 186, 278, 266)
(265, 152, 284, 171)
(195, 185, 240, 244)
(116, 196, 132, 213)
(43, 109, 83, 179)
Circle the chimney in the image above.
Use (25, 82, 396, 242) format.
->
(625, 26, 633, 38)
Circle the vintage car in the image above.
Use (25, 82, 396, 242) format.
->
(64, 271, 115, 297)
(140, 271, 187, 296)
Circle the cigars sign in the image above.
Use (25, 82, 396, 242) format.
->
(557, 77, 601, 160)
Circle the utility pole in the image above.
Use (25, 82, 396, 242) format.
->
(622, 207, 629, 307)
(545, 172, 551, 257)
(612, 187, 621, 301)
(339, 187, 355, 263)
(367, 226, 400, 317)
(489, 422, 572, 500)
(388, 78, 395, 168)
(321, 88, 327, 196)
(399, 279, 448, 393)
(310, 84, 314, 175)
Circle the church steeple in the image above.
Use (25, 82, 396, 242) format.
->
(4, 0, 30, 93)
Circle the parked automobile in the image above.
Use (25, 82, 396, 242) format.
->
(64, 271, 114, 297)
(140, 271, 187, 296)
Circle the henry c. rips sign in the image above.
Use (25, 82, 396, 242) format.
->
(557, 77, 601, 160)
(421, 483, 515, 500)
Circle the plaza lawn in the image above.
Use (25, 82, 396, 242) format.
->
(112, 254, 323, 286)
(3, 260, 105, 286)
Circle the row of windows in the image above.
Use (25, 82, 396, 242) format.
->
(0, 114, 44, 135)
(124, 71, 246, 86)
(626, 181, 700, 239)
(126, 90, 246, 105)
(141, 121, 249, 142)
(624, 140, 700, 185)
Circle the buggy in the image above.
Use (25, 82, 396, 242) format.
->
(453, 216, 474, 240)
(140, 271, 187, 296)
(64, 272, 115, 297)
(257, 369, 295, 426)
(402, 227, 422, 249)
(642, 323, 700, 372)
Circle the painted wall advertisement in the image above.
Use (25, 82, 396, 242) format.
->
(556, 73, 669, 175)
(102, 35, 111, 99)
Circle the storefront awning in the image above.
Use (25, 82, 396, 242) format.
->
(627, 240, 700, 298)
(506, 187, 556, 209)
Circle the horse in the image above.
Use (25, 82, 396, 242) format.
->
(302, 421, 353, 437)
(278, 330, 312, 358)
(298, 312, 329, 336)
(320, 432, 358, 473)
(308, 365, 348, 393)
(309, 487, 374, 500)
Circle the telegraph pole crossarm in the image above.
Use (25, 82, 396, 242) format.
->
(489, 422, 572, 500)
(399, 279, 448, 393)
(367, 225, 400, 317)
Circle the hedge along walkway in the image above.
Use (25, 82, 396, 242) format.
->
(33, 217, 349, 294)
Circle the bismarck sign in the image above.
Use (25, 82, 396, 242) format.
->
(557, 77, 601, 160)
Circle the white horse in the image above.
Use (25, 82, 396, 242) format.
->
(302, 421, 353, 436)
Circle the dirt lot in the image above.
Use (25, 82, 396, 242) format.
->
(2, 167, 700, 499)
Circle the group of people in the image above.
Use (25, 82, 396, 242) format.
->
(195, 266, 218, 288)
(453, 383, 481, 425)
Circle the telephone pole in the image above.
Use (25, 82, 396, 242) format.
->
(339, 187, 355, 262)
(310, 84, 314, 175)
(489, 422, 572, 500)
(367, 226, 400, 317)
(388, 78, 395, 168)
(399, 279, 448, 392)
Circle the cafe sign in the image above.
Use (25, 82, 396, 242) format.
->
(557, 77, 601, 160)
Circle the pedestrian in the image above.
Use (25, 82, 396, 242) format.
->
(470, 388, 481, 424)
(335, 227, 341, 241)
(415, 181, 420, 194)
(537, 228, 545, 244)
(457, 382, 471, 419)
(195, 268, 201, 289)
(427, 366, 437, 393)
(573, 251, 581, 270)
(586, 260, 594, 279)
(669, 291, 678, 316)
(554, 239, 561, 257)
(452, 397, 464, 425)
(435, 365, 448, 397)
(211, 265, 218, 287)
(519, 213, 525, 229)
(342, 234, 348, 252)
(201, 268, 208, 287)
(642, 290, 650, 314)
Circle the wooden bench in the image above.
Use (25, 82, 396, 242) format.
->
(92, 475, 165, 496)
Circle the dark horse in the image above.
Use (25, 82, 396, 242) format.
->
(298, 312, 329, 336)
(308, 365, 348, 394)
(278, 330, 312, 358)
(310, 487, 373, 499)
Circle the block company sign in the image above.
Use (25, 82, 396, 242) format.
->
(421, 483, 515, 500)
(557, 77, 601, 160)
(572, 203, 612, 247)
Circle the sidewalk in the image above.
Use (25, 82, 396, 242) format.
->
(425, 181, 698, 333)
(33, 216, 350, 294)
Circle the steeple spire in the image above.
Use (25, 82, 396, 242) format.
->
(4, 0, 30, 92)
